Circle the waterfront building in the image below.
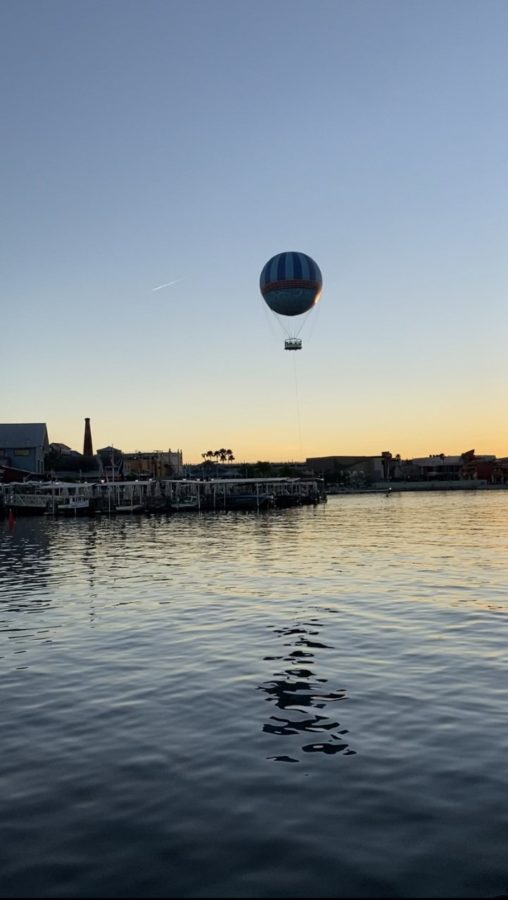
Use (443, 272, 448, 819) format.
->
(97, 446, 124, 481)
(0, 423, 49, 478)
(123, 449, 183, 480)
(411, 450, 495, 482)
(306, 454, 387, 484)
(46, 443, 101, 481)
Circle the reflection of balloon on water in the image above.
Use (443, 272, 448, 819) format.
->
(259, 251, 323, 350)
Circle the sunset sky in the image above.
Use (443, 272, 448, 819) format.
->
(2, 0, 507, 462)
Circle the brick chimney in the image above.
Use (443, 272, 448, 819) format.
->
(83, 417, 94, 457)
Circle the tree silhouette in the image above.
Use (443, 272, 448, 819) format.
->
(201, 448, 235, 466)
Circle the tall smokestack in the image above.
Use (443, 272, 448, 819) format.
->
(83, 417, 93, 457)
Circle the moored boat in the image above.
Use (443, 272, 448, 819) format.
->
(113, 502, 146, 514)
(57, 496, 92, 516)
(226, 492, 276, 511)
(170, 499, 200, 512)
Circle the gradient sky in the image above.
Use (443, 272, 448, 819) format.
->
(2, 0, 507, 462)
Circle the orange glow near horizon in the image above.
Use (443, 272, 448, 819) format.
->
(49, 417, 508, 465)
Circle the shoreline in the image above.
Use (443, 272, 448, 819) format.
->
(327, 480, 508, 494)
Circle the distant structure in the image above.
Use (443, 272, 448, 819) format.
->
(0, 422, 49, 479)
(306, 454, 387, 483)
(123, 449, 183, 479)
(83, 417, 93, 457)
(97, 446, 123, 481)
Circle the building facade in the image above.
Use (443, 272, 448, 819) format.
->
(306, 454, 386, 484)
(0, 423, 49, 477)
(122, 449, 183, 480)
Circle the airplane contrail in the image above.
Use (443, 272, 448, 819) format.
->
(152, 278, 184, 292)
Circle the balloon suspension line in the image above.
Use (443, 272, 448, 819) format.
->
(292, 354, 304, 462)
(267, 309, 310, 342)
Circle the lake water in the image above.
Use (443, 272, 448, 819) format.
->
(1, 491, 507, 898)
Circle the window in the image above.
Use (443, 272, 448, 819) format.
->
(14, 448, 30, 456)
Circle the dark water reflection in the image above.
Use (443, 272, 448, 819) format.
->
(260, 619, 354, 761)
(1, 493, 508, 897)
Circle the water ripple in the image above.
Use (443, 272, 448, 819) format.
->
(1, 492, 508, 897)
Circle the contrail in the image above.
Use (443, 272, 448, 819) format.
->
(152, 278, 184, 292)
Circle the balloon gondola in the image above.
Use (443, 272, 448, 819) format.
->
(259, 251, 322, 350)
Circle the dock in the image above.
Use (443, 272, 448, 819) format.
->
(0, 477, 327, 518)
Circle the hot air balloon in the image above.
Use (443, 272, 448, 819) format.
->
(259, 251, 323, 350)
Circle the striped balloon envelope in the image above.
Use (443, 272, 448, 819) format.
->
(259, 251, 323, 317)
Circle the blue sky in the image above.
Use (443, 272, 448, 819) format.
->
(2, 0, 507, 461)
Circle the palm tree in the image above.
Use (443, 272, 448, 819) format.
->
(202, 448, 235, 467)
(201, 451, 216, 471)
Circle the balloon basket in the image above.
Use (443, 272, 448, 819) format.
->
(284, 339, 302, 351)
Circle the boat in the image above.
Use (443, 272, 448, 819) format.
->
(226, 492, 276, 511)
(57, 496, 92, 516)
(275, 494, 302, 508)
(114, 502, 145, 514)
(104, 482, 149, 515)
(170, 499, 200, 512)
(168, 482, 201, 512)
